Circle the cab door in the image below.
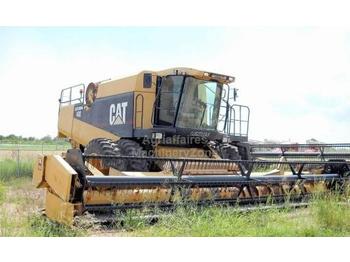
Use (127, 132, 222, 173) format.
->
(153, 76, 184, 127)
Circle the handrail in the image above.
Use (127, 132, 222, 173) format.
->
(135, 94, 144, 129)
(59, 83, 85, 105)
(220, 104, 250, 137)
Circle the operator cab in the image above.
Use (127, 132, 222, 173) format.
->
(153, 71, 250, 143)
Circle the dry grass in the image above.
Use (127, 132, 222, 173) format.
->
(0, 150, 65, 161)
(2, 176, 350, 237)
(1, 146, 350, 237)
(0, 177, 84, 236)
(0, 147, 84, 236)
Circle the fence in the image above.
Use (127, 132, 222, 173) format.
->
(0, 141, 71, 178)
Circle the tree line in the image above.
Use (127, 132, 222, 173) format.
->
(0, 134, 67, 144)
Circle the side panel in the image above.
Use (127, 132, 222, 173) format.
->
(71, 119, 119, 146)
(33, 154, 76, 202)
(74, 92, 134, 138)
(96, 71, 157, 98)
(32, 155, 47, 188)
(44, 155, 77, 202)
(96, 74, 139, 98)
(58, 105, 74, 138)
(45, 190, 77, 225)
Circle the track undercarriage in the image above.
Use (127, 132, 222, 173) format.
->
(32, 143, 350, 225)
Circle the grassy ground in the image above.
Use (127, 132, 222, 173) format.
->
(100, 192, 349, 237)
(1, 176, 350, 236)
(0, 147, 84, 237)
(0, 159, 33, 181)
(0, 169, 85, 236)
(0, 142, 70, 151)
(1, 151, 350, 236)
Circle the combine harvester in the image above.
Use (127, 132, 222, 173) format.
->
(32, 67, 350, 225)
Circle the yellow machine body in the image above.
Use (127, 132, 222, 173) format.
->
(32, 152, 333, 225)
(58, 67, 236, 149)
(32, 67, 344, 226)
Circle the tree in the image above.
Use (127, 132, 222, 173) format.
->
(40, 135, 52, 142)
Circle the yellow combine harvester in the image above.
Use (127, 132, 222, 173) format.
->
(32, 67, 349, 225)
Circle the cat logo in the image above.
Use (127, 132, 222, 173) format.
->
(109, 102, 128, 125)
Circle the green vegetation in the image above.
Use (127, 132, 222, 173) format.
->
(1, 175, 350, 236)
(0, 143, 70, 151)
(312, 194, 350, 233)
(0, 182, 5, 203)
(0, 143, 349, 236)
(0, 140, 80, 236)
(26, 215, 85, 237)
(0, 213, 85, 237)
(0, 159, 33, 182)
(0, 134, 70, 151)
(0, 177, 85, 237)
(0, 138, 77, 236)
(0, 134, 67, 144)
(113, 193, 350, 237)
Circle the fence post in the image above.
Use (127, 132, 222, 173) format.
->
(17, 144, 20, 177)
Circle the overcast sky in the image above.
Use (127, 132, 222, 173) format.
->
(0, 27, 349, 142)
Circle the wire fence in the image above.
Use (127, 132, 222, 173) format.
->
(0, 141, 71, 178)
(0, 141, 71, 158)
(0, 140, 70, 151)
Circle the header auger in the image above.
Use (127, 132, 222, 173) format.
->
(33, 67, 350, 225)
